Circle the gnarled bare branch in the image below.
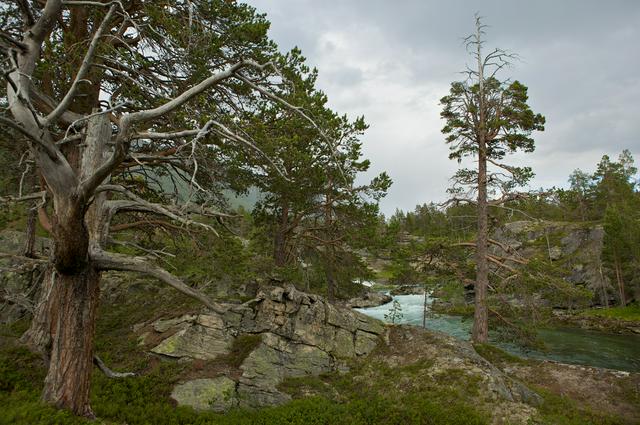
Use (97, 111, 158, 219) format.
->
(99, 185, 219, 235)
(0, 117, 59, 160)
(91, 250, 226, 314)
(45, 4, 117, 125)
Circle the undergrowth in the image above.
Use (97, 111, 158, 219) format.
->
(581, 304, 640, 322)
(1, 281, 635, 425)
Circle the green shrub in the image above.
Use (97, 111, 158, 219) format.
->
(581, 304, 640, 322)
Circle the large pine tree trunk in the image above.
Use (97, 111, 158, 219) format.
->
(42, 266, 100, 417)
(472, 145, 489, 344)
(472, 32, 489, 344)
(22, 113, 111, 416)
(274, 203, 290, 267)
(20, 266, 57, 360)
(325, 259, 336, 302)
(614, 257, 626, 306)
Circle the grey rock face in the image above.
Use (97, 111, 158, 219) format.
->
(171, 377, 238, 412)
(148, 285, 386, 410)
(491, 221, 611, 304)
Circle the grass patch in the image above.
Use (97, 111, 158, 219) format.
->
(580, 304, 640, 322)
(279, 357, 487, 425)
(431, 303, 474, 317)
(532, 387, 627, 425)
(215, 333, 262, 369)
(374, 268, 394, 282)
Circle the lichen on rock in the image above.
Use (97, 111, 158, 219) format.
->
(171, 377, 238, 412)
(149, 284, 387, 410)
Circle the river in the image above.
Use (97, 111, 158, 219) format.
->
(355, 293, 640, 372)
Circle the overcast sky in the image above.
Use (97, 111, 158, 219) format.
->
(245, 0, 640, 216)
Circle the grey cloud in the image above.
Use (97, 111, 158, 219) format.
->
(247, 0, 640, 215)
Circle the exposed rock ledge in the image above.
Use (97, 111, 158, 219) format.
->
(136, 284, 544, 420)
(140, 284, 385, 410)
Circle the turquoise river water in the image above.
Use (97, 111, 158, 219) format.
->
(355, 294, 640, 372)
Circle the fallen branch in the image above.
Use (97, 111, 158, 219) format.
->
(93, 355, 136, 378)
(0, 191, 47, 204)
(0, 252, 49, 264)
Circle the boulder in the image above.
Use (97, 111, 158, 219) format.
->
(151, 313, 234, 360)
(171, 377, 238, 412)
(148, 284, 387, 410)
(344, 291, 392, 308)
(491, 221, 612, 305)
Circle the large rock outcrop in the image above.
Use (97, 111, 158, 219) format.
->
(140, 285, 386, 410)
(492, 221, 611, 304)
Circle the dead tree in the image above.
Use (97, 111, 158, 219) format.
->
(439, 15, 545, 343)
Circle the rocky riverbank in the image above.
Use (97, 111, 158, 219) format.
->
(552, 309, 640, 334)
(127, 284, 638, 424)
(134, 284, 539, 418)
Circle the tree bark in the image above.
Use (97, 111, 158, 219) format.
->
(614, 257, 626, 306)
(325, 253, 336, 302)
(274, 202, 289, 267)
(21, 266, 57, 359)
(21, 113, 110, 416)
(42, 266, 99, 417)
(23, 206, 37, 258)
(473, 142, 489, 344)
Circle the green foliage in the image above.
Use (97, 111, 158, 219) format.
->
(433, 279, 466, 304)
(216, 334, 262, 369)
(387, 203, 476, 240)
(585, 150, 640, 305)
(388, 243, 422, 285)
(279, 358, 489, 425)
(441, 74, 545, 195)
(0, 346, 45, 394)
(0, 329, 489, 425)
(513, 257, 593, 310)
(0, 204, 26, 231)
(241, 48, 391, 298)
(384, 300, 403, 324)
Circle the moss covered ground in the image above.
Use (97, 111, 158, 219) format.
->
(580, 304, 640, 322)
